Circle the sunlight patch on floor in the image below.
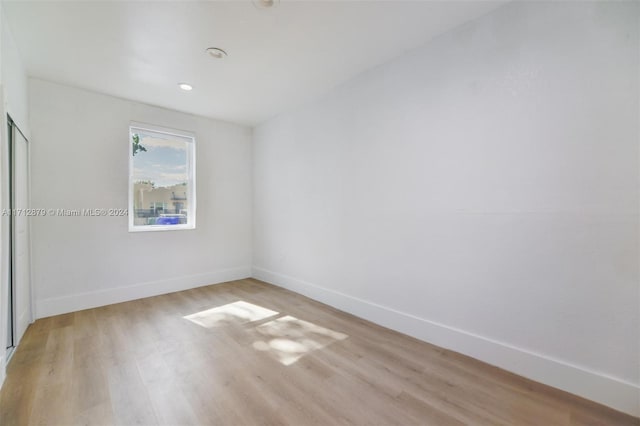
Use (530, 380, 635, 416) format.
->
(252, 315, 348, 365)
(183, 301, 279, 328)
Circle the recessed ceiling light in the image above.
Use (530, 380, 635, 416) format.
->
(205, 47, 228, 59)
(178, 83, 193, 91)
(253, 0, 279, 9)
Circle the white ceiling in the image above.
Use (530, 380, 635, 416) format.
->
(3, 0, 506, 126)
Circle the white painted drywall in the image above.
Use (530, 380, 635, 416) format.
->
(1, 10, 28, 134)
(253, 1, 640, 416)
(0, 4, 31, 387)
(29, 79, 253, 318)
(3, 1, 506, 126)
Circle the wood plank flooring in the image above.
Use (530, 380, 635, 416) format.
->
(0, 279, 637, 425)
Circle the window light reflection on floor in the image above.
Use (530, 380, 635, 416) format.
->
(252, 315, 348, 366)
(183, 300, 279, 328)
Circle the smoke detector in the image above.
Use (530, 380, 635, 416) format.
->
(206, 47, 228, 59)
(253, 0, 279, 9)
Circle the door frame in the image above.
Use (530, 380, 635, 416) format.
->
(5, 114, 31, 358)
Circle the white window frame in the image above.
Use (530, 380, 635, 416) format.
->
(128, 122, 196, 232)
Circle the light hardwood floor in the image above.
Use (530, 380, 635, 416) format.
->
(0, 279, 637, 426)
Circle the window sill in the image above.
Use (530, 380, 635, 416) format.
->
(128, 224, 195, 233)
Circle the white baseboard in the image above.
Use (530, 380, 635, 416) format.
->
(35, 266, 252, 319)
(16, 309, 29, 346)
(0, 355, 5, 389)
(252, 266, 640, 418)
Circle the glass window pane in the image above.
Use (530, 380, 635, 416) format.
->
(129, 124, 195, 231)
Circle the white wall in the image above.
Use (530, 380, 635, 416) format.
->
(29, 79, 252, 318)
(1, 9, 27, 133)
(0, 3, 31, 386)
(253, 1, 639, 416)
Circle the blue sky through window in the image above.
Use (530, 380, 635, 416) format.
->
(133, 135, 188, 188)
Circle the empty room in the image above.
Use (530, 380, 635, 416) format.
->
(0, 0, 637, 425)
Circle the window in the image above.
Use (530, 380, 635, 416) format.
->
(129, 123, 195, 231)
